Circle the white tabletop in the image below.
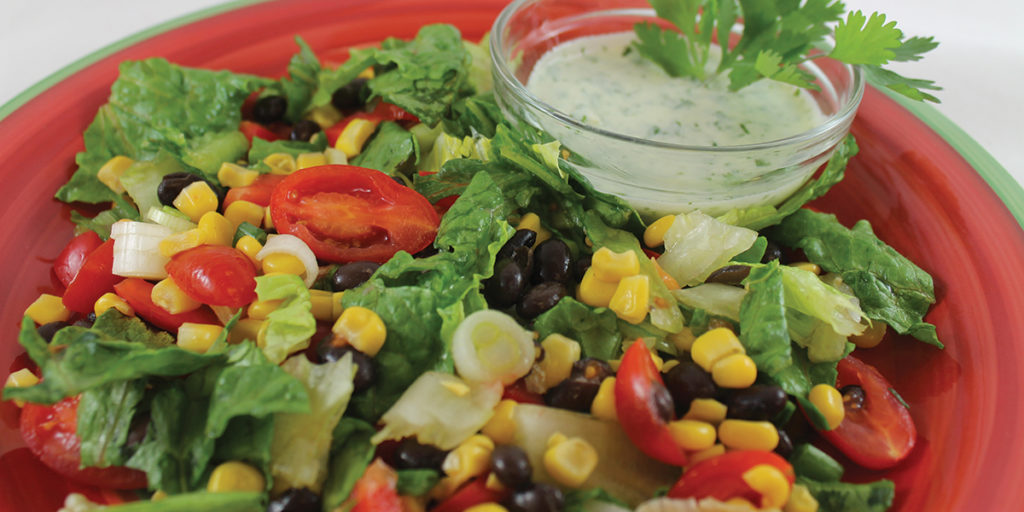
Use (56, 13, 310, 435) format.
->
(1, 0, 1021, 188)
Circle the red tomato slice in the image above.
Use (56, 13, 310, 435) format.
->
(269, 165, 440, 264)
(324, 102, 418, 146)
(432, 477, 506, 512)
(350, 459, 402, 512)
(224, 173, 286, 210)
(668, 451, 794, 505)
(238, 120, 282, 144)
(54, 231, 103, 288)
(501, 379, 545, 405)
(61, 239, 123, 314)
(614, 340, 687, 466)
(20, 396, 147, 490)
(165, 246, 257, 308)
(113, 278, 221, 333)
(819, 355, 917, 470)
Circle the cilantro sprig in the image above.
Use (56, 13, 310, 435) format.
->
(633, 0, 940, 102)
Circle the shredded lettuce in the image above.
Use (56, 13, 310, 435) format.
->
(254, 274, 316, 364)
(658, 210, 758, 287)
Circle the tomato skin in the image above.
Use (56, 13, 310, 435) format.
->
(62, 239, 123, 314)
(223, 173, 286, 209)
(350, 459, 402, 512)
(165, 246, 258, 308)
(324, 102, 418, 146)
(614, 340, 687, 466)
(501, 379, 545, 405)
(20, 396, 147, 490)
(54, 231, 103, 288)
(270, 165, 440, 264)
(113, 278, 220, 333)
(238, 120, 282, 144)
(668, 451, 794, 505)
(432, 477, 506, 512)
(819, 355, 917, 470)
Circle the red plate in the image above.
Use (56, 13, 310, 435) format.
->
(1, 1, 1023, 510)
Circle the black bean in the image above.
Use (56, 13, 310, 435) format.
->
(505, 483, 565, 512)
(840, 385, 866, 411)
(774, 429, 794, 459)
(762, 240, 783, 263)
(497, 230, 537, 263)
(574, 253, 592, 281)
(517, 282, 567, 319)
(726, 385, 789, 421)
(651, 381, 675, 423)
(332, 261, 381, 292)
(253, 95, 288, 124)
(663, 361, 717, 415)
(125, 415, 150, 449)
(544, 358, 613, 412)
(484, 260, 527, 309)
(289, 120, 322, 142)
(705, 265, 751, 285)
(321, 345, 376, 392)
(331, 78, 369, 112)
(157, 172, 205, 207)
(531, 239, 572, 284)
(37, 321, 70, 343)
(393, 438, 447, 471)
(267, 488, 322, 512)
(491, 445, 533, 490)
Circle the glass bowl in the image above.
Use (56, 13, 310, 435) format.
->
(489, 0, 864, 219)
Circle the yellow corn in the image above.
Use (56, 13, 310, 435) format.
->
(742, 464, 792, 508)
(358, 66, 375, 80)
(667, 419, 717, 451)
(683, 398, 728, 424)
(24, 293, 72, 325)
(335, 118, 380, 158)
(324, 147, 349, 165)
(5, 368, 40, 407)
(661, 359, 680, 373)
(296, 152, 328, 170)
(526, 334, 581, 393)
(442, 379, 471, 397)
(725, 497, 756, 508)
(177, 323, 224, 354)
(790, 262, 821, 275)
(465, 504, 508, 512)
(331, 292, 345, 321)
(711, 353, 757, 389)
(229, 318, 265, 345)
(151, 490, 168, 502)
(310, 289, 336, 322)
(173, 181, 219, 223)
(485, 472, 507, 492)
(96, 155, 135, 194)
(688, 444, 726, 466)
(246, 300, 282, 320)
(668, 327, 697, 353)
(590, 247, 640, 283)
(264, 207, 275, 230)
(207, 461, 265, 492)
(332, 306, 387, 357)
(785, 484, 820, 512)
(808, 384, 845, 430)
(264, 153, 297, 175)
(94, 293, 134, 317)
(649, 351, 665, 372)
(577, 268, 618, 308)
(850, 320, 887, 349)
(308, 105, 342, 129)
(643, 215, 676, 248)
(151, 277, 201, 314)
(261, 253, 306, 276)
(437, 435, 494, 497)
(718, 420, 779, 452)
(690, 327, 745, 372)
(482, 399, 518, 445)
(159, 228, 203, 258)
(543, 434, 598, 488)
(547, 432, 568, 449)
(590, 377, 617, 421)
(235, 236, 263, 267)
(514, 213, 551, 246)
(223, 200, 265, 229)
(217, 162, 259, 188)
(197, 212, 235, 247)
(608, 274, 650, 324)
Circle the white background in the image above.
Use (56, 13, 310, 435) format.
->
(1, 0, 1021, 187)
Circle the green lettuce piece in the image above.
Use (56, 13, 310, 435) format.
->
(533, 298, 622, 360)
(92, 309, 174, 348)
(463, 33, 493, 95)
(58, 491, 264, 512)
(71, 196, 141, 240)
(658, 207, 759, 288)
(778, 264, 866, 361)
(322, 418, 376, 511)
(771, 208, 942, 348)
(419, 132, 490, 173)
(396, 469, 441, 497)
(673, 284, 747, 322)
(563, 488, 629, 512)
(351, 121, 419, 174)
(77, 380, 146, 468)
(443, 92, 504, 139)
(182, 130, 249, 180)
(119, 152, 193, 217)
(798, 477, 895, 512)
(268, 37, 322, 123)
(254, 274, 316, 364)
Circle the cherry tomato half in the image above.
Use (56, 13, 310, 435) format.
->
(349, 459, 402, 512)
(165, 246, 258, 308)
(20, 396, 147, 490)
(238, 120, 282, 144)
(269, 165, 440, 264)
(223, 173, 286, 209)
(432, 477, 506, 512)
(668, 451, 794, 506)
(53, 231, 103, 288)
(113, 278, 220, 333)
(62, 239, 123, 314)
(819, 355, 917, 470)
(614, 340, 687, 466)
(324, 102, 419, 146)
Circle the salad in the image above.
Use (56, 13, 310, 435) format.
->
(1, 2, 943, 512)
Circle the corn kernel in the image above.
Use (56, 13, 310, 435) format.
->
(332, 306, 387, 357)
(718, 420, 779, 452)
(590, 377, 617, 421)
(484, 473, 506, 492)
(650, 257, 680, 290)
(235, 236, 263, 267)
(442, 379, 472, 397)
(437, 434, 494, 496)
(95, 292, 134, 317)
(296, 152, 328, 169)
(808, 384, 845, 430)
(324, 147, 349, 165)
(543, 435, 598, 488)
(590, 247, 640, 283)
(850, 320, 887, 349)
(668, 419, 717, 451)
(725, 497, 756, 508)
(151, 277, 202, 314)
(4, 368, 40, 407)
(525, 334, 581, 394)
(261, 253, 306, 276)
(177, 323, 224, 353)
(264, 207, 275, 230)
(159, 228, 203, 258)
(785, 484, 820, 512)
(742, 464, 792, 508)
(668, 327, 697, 353)
(308, 105, 342, 128)
(96, 155, 135, 194)
(649, 351, 665, 371)
(608, 274, 650, 324)
(514, 213, 551, 246)
(223, 200, 265, 229)
(643, 215, 676, 248)
(711, 353, 757, 389)
(173, 181, 219, 223)
(661, 359, 680, 373)
(331, 292, 345, 321)
(207, 461, 265, 492)
(336, 118, 380, 158)
(690, 327, 744, 372)
(465, 503, 508, 512)
(229, 318, 265, 345)
(790, 262, 821, 275)
(247, 300, 282, 320)
(482, 399, 519, 445)
(264, 153, 297, 175)
(546, 432, 568, 450)
(688, 444, 726, 466)
(197, 212, 235, 247)
(151, 490, 168, 502)
(217, 162, 259, 188)
(684, 398, 729, 424)
(577, 268, 618, 308)
(309, 289, 335, 322)
(358, 66, 375, 80)
(25, 294, 72, 325)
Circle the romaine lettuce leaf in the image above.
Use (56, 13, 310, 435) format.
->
(798, 477, 895, 512)
(322, 418, 376, 511)
(77, 380, 146, 468)
(658, 210, 758, 287)
(58, 491, 264, 512)
(254, 274, 316, 364)
(351, 121, 418, 174)
(533, 298, 623, 360)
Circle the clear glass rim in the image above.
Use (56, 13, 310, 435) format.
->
(489, 0, 865, 153)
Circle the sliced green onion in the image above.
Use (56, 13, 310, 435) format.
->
(452, 309, 535, 385)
